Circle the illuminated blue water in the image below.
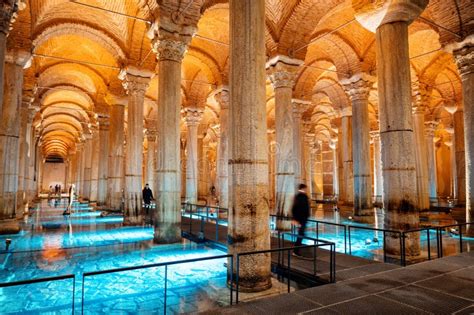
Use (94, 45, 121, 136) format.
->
(0, 200, 229, 314)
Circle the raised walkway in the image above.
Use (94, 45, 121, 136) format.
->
(206, 251, 474, 314)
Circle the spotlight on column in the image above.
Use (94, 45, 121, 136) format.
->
(5, 239, 11, 251)
(348, 216, 353, 220)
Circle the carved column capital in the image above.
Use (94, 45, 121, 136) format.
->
(0, 0, 25, 35)
(183, 107, 204, 126)
(5, 49, 31, 67)
(341, 73, 375, 102)
(453, 44, 474, 78)
(292, 99, 311, 119)
(266, 56, 303, 89)
(213, 87, 229, 110)
(119, 66, 153, 95)
(424, 121, 438, 137)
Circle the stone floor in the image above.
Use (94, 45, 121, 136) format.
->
(207, 251, 474, 314)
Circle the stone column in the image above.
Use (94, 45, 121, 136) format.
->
(89, 128, 100, 204)
(229, 0, 271, 292)
(0, 1, 22, 117)
(215, 88, 230, 208)
(370, 131, 383, 205)
(25, 108, 37, 204)
(152, 25, 194, 243)
(121, 67, 152, 225)
(314, 141, 323, 199)
(330, 138, 339, 198)
(75, 143, 84, 196)
(183, 107, 203, 204)
(145, 129, 157, 192)
(97, 116, 110, 206)
(0, 50, 30, 234)
(445, 128, 457, 200)
(268, 129, 276, 210)
(453, 108, 466, 205)
(342, 74, 375, 221)
(322, 141, 334, 196)
(267, 57, 301, 230)
(412, 105, 430, 210)
(370, 1, 428, 255)
(340, 107, 354, 204)
(450, 41, 473, 234)
(107, 99, 126, 210)
(304, 134, 315, 197)
(82, 135, 93, 200)
(425, 121, 439, 205)
(17, 97, 31, 210)
(292, 99, 310, 185)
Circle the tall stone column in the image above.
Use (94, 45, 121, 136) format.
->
(365, 0, 428, 255)
(215, 88, 230, 208)
(453, 108, 466, 205)
(152, 24, 194, 243)
(292, 99, 310, 185)
(17, 97, 31, 210)
(267, 57, 301, 230)
(97, 116, 109, 206)
(445, 129, 457, 199)
(267, 129, 276, 209)
(370, 131, 383, 205)
(412, 105, 430, 210)
(107, 99, 126, 210)
(0, 50, 30, 233)
(145, 129, 157, 192)
(425, 121, 439, 205)
(89, 128, 100, 204)
(121, 67, 152, 225)
(183, 107, 203, 204)
(330, 138, 339, 198)
(322, 141, 334, 196)
(0, 1, 22, 117)
(342, 74, 375, 221)
(314, 141, 324, 199)
(82, 135, 93, 200)
(304, 134, 315, 197)
(340, 107, 354, 204)
(75, 143, 84, 196)
(26, 108, 37, 204)
(450, 40, 473, 234)
(229, 0, 271, 292)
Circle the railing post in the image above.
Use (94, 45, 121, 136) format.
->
(316, 221, 319, 239)
(164, 265, 168, 314)
(206, 206, 209, 222)
(72, 276, 76, 315)
(81, 275, 85, 314)
(436, 228, 440, 258)
(215, 218, 219, 242)
(313, 240, 317, 276)
(230, 256, 234, 306)
(427, 229, 431, 260)
(383, 231, 387, 263)
(344, 226, 347, 254)
(287, 250, 291, 293)
(236, 255, 240, 304)
(459, 224, 463, 253)
(401, 232, 406, 267)
(439, 228, 443, 258)
(348, 227, 352, 255)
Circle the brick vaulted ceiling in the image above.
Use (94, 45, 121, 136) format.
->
(7, 0, 473, 157)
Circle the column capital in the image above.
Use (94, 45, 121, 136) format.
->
(212, 87, 229, 110)
(370, 130, 380, 141)
(266, 56, 303, 89)
(424, 120, 438, 137)
(98, 116, 110, 129)
(146, 129, 158, 141)
(453, 44, 474, 78)
(151, 18, 196, 62)
(341, 106, 352, 117)
(183, 107, 204, 126)
(292, 99, 311, 118)
(119, 66, 153, 95)
(5, 49, 31, 67)
(341, 73, 375, 102)
(0, 0, 25, 35)
(352, 0, 429, 33)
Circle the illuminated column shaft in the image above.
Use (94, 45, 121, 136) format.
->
(215, 88, 230, 208)
(425, 121, 438, 204)
(184, 107, 203, 204)
(97, 116, 109, 206)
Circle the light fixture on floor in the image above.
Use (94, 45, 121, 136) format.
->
(5, 238, 11, 251)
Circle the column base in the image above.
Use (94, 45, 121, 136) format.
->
(227, 276, 272, 293)
(0, 219, 20, 234)
(353, 214, 375, 224)
(123, 215, 144, 226)
(153, 222, 181, 244)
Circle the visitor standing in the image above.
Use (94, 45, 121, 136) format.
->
(142, 184, 154, 215)
(291, 184, 310, 257)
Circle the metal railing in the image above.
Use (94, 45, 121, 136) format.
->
(277, 231, 336, 282)
(234, 242, 336, 304)
(0, 274, 76, 314)
(82, 254, 233, 314)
